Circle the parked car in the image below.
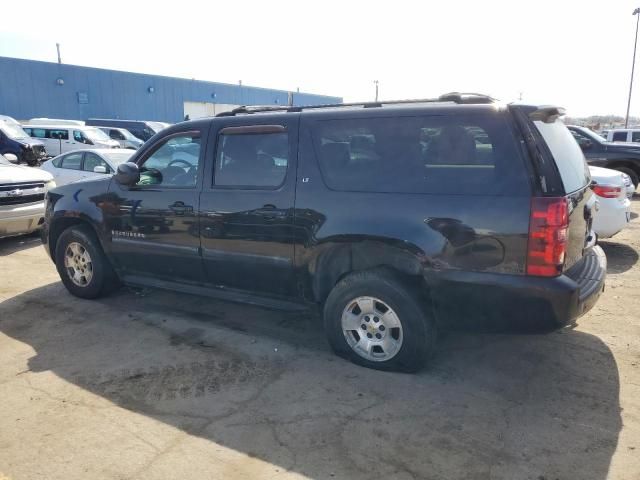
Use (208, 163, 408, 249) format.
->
(567, 125, 640, 189)
(27, 118, 85, 126)
(622, 172, 636, 197)
(85, 119, 163, 142)
(0, 120, 48, 166)
(1, 153, 55, 238)
(41, 149, 135, 186)
(97, 127, 144, 150)
(21, 125, 120, 156)
(589, 166, 631, 238)
(604, 128, 640, 143)
(42, 94, 606, 372)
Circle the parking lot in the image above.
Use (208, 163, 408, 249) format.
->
(0, 201, 638, 480)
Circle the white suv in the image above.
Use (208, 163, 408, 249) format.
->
(0, 154, 55, 238)
(606, 128, 640, 144)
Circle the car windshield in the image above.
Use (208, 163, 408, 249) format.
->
(574, 127, 605, 144)
(102, 150, 135, 166)
(84, 127, 111, 142)
(146, 122, 167, 133)
(1, 122, 30, 140)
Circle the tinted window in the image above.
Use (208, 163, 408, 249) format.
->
(311, 114, 528, 195)
(28, 128, 46, 139)
(534, 120, 590, 193)
(612, 131, 628, 142)
(60, 152, 83, 170)
(632, 132, 640, 143)
(49, 129, 69, 140)
(109, 129, 125, 140)
(138, 133, 200, 187)
(214, 131, 288, 188)
(83, 152, 109, 172)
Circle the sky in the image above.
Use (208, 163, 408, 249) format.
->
(1, 0, 639, 117)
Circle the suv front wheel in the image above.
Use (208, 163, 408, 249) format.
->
(323, 269, 436, 372)
(55, 224, 120, 299)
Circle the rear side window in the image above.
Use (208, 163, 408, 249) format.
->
(60, 152, 83, 170)
(632, 132, 640, 143)
(533, 120, 590, 193)
(214, 130, 288, 188)
(310, 113, 529, 195)
(49, 129, 69, 140)
(612, 131, 628, 142)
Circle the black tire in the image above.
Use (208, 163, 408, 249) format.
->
(616, 166, 639, 189)
(54, 224, 120, 299)
(323, 269, 436, 372)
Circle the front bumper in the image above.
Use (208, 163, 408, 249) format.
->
(426, 246, 607, 328)
(0, 201, 46, 238)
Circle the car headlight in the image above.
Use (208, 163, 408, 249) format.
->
(45, 179, 56, 192)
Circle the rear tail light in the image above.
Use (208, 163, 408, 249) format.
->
(592, 184, 621, 198)
(526, 197, 569, 277)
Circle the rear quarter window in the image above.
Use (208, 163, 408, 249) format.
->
(310, 113, 530, 196)
(533, 120, 590, 193)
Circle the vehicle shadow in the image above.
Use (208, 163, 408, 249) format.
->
(600, 240, 639, 274)
(0, 283, 622, 480)
(0, 232, 41, 256)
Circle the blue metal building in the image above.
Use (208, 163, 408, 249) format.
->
(0, 56, 341, 123)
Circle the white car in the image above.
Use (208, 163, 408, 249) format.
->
(589, 166, 632, 239)
(41, 149, 135, 186)
(0, 153, 55, 238)
(97, 127, 144, 150)
(21, 124, 120, 156)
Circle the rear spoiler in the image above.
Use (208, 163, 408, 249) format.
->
(528, 106, 566, 123)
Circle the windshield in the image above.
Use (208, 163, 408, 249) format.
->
(146, 122, 167, 133)
(119, 129, 138, 141)
(84, 127, 111, 142)
(102, 150, 135, 166)
(574, 126, 605, 144)
(1, 122, 30, 140)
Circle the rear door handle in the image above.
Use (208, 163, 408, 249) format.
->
(170, 201, 193, 215)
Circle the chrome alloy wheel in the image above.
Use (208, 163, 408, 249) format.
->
(64, 242, 93, 287)
(341, 296, 403, 362)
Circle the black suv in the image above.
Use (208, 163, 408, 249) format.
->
(42, 94, 606, 372)
(568, 125, 640, 188)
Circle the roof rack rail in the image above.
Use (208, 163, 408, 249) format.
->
(215, 92, 496, 117)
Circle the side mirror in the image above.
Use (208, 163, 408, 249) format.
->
(93, 165, 108, 174)
(579, 139, 593, 150)
(114, 162, 140, 186)
(4, 153, 18, 164)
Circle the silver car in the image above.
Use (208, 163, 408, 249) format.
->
(0, 154, 55, 238)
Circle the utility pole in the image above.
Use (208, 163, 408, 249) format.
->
(374, 80, 379, 102)
(56, 43, 61, 64)
(625, 8, 640, 127)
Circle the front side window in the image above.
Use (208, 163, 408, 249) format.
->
(83, 152, 110, 172)
(214, 130, 288, 188)
(137, 133, 200, 187)
(60, 152, 83, 170)
(110, 129, 125, 140)
(311, 114, 528, 195)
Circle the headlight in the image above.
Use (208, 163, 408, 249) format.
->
(45, 179, 56, 192)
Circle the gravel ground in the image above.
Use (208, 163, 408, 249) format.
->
(0, 199, 639, 480)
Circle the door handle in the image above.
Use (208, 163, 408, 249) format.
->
(255, 204, 284, 220)
(170, 201, 193, 215)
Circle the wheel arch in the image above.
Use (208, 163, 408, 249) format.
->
(48, 215, 104, 260)
(309, 239, 430, 303)
(607, 160, 640, 179)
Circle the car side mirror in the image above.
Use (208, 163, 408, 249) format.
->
(93, 165, 108, 174)
(580, 139, 593, 150)
(4, 153, 18, 164)
(114, 162, 140, 186)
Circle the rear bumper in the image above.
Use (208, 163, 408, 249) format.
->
(593, 197, 631, 238)
(426, 246, 607, 328)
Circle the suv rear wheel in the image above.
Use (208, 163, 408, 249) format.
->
(323, 269, 435, 372)
(55, 224, 120, 299)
